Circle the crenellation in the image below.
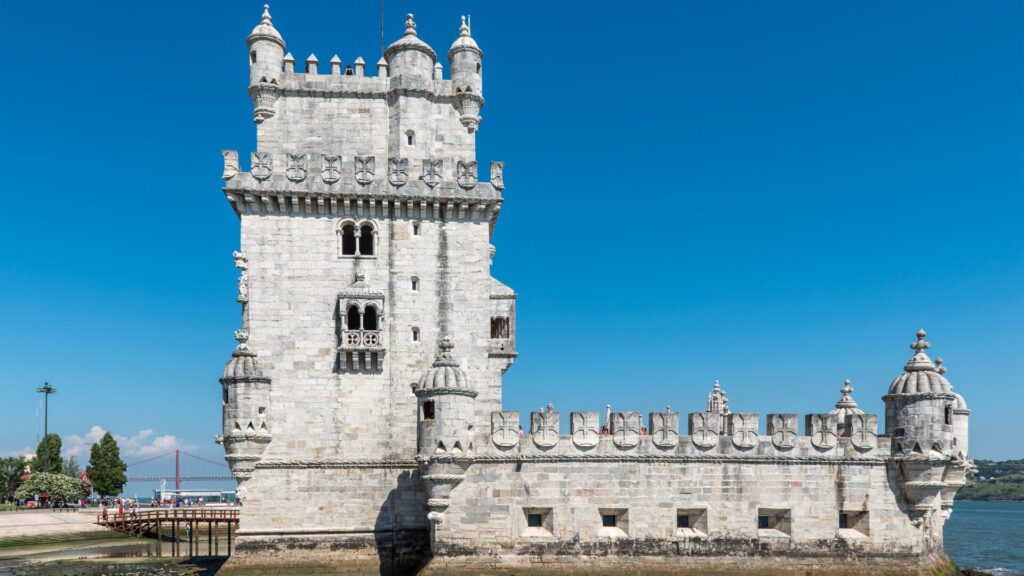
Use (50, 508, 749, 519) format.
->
(218, 6, 969, 573)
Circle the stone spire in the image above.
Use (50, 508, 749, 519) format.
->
(247, 4, 285, 49)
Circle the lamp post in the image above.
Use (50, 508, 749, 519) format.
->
(36, 382, 57, 437)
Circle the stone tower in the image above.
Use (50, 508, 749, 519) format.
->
(218, 6, 515, 567)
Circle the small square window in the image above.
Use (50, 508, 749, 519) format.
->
(676, 508, 708, 537)
(839, 513, 848, 529)
(412, 222, 421, 236)
(894, 427, 905, 438)
(838, 510, 869, 536)
(520, 508, 552, 537)
(757, 508, 791, 537)
(676, 515, 689, 529)
(602, 514, 617, 528)
(758, 515, 769, 529)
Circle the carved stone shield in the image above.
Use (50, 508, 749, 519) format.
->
(490, 161, 504, 190)
(422, 159, 442, 188)
(456, 160, 477, 189)
(570, 411, 599, 448)
(530, 409, 559, 448)
(286, 153, 307, 182)
(388, 158, 409, 186)
(768, 414, 798, 450)
(728, 413, 759, 449)
(650, 411, 678, 448)
(321, 155, 341, 184)
(807, 414, 838, 450)
(354, 156, 375, 185)
(689, 412, 720, 449)
(611, 412, 641, 448)
(848, 414, 878, 450)
(490, 411, 520, 448)
(222, 150, 239, 180)
(251, 151, 272, 180)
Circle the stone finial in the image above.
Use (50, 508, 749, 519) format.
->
(835, 379, 858, 410)
(377, 56, 388, 77)
(546, 403, 554, 412)
(404, 13, 417, 36)
(936, 357, 947, 375)
(434, 61, 443, 80)
(330, 54, 342, 75)
(283, 52, 295, 73)
(260, 4, 272, 25)
(305, 53, 318, 74)
(354, 56, 365, 77)
(459, 15, 470, 37)
(911, 329, 930, 353)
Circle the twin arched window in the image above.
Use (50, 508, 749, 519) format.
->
(338, 220, 377, 257)
(344, 303, 380, 331)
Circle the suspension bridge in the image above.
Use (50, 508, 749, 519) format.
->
(127, 450, 233, 489)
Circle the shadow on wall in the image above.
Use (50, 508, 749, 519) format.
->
(374, 470, 431, 576)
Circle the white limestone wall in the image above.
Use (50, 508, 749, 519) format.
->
(238, 207, 503, 532)
(435, 439, 929, 561)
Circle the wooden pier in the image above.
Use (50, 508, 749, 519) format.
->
(96, 508, 238, 557)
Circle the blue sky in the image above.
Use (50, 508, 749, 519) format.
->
(0, 0, 1021, 492)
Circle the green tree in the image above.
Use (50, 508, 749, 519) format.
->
(87, 432, 127, 497)
(62, 456, 81, 479)
(0, 457, 25, 499)
(14, 471, 83, 504)
(34, 434, 62, 474)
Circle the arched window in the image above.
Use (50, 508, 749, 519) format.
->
(412, 327, 420, 342)
(364, 306, 378, 330)
(250, 51, 257, 63)
(341, 224, 356, 255)
(359, 224, 375, 255)
(406, 130, 415, 145)
(346, 305, 361, 330)
(412, 221, 421, 236)
(944, 405, 953, 425)
(411, 277, 419, 291)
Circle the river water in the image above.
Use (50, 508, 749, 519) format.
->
(945, 500, 1024, 575)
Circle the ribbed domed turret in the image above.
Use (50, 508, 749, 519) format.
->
(247, 5, 285, 49)
(384, 13, 437, 63)
(415, 337, 475, 395)
(221, 331, 270, 382)
(448, 16, 480, 57)
(888, 330, 953, 395)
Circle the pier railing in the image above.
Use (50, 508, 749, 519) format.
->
(96, 508, 239, 557)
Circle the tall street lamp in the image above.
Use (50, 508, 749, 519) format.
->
(36, 382, 57, 437)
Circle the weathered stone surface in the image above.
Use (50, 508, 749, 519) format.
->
(220, 7, 970, 572)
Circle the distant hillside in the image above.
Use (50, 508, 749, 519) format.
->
(956, 459, 1024, 501)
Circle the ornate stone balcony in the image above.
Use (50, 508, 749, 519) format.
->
(339, 329, 384, 351)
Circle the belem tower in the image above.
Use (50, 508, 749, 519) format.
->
(216, 6, 972, 574)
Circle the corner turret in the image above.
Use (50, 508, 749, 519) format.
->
(415, 337, 476, 531)
(448, 16, 484, 132)
(884, 329, 968, 530)
(247, 5, 285, 123)
(220, 330, 272, 484)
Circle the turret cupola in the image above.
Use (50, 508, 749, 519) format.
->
(830, 379, 863, 436)
(384, 13, 436, 81)
(448, 16, 484, 132)
(415, 337, 475, 396)
(246, 5, 285, 123)
(888, 330, 953, 395)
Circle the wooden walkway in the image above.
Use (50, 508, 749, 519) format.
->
(96, 508, 239, 557)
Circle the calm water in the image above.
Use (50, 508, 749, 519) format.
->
(945, 500, 1024, 575)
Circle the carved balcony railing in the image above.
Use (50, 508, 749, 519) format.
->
(339, 330, 384, 351)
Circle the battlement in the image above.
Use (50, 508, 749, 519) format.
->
(485, 409, 886, 461)
(221, 150, 505, 221)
